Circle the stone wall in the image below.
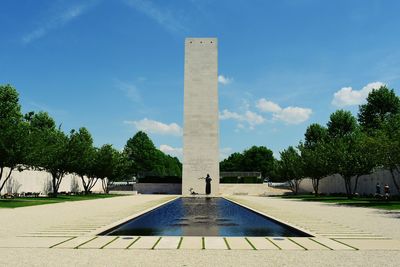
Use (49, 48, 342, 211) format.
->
(0, 168, 104, 195)
(298, 169, 399, 195)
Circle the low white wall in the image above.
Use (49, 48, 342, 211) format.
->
(132, 183, 181, 194)
(1, 168, 104, 195)
(127, 183, 283, 196)
(299, 169, 398, 195)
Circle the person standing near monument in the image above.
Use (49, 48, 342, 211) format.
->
(205, 174, 212, 195)
(199, 174, 212, 195)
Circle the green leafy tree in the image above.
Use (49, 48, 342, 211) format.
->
(327, 111, 380, 198)
(0, 85, 28, 193)
(358, 86, 400, 131)
(220, 152, 244, 172)
(327, 110, 357, 138)
(68, 127, 96, 194)
(28, 112, 70, 197)
(277, 146, 304, 194)
(241, 146, 275, 178)
(123, 131, 158, 177)
(378, 114, 400, 194)
(301, 123, 330, 196)
(91, 144, 120, 193)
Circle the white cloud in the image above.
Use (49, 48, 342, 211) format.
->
(22, 4, 94, 44)
(124, 0, 185, 33)
(160, 145, 182, 158)
(273, 107, 312, 125)
(219, 109, 265, 130)
(218, 75, 232, 85)
(332, 81, 385, 107)
(256, 98, 282, 113)
(256, 99, 312, 124)
(124, 118, 182, 136)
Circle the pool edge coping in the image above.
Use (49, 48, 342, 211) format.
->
(89, 196, 180, 236)
(223, 196, 317, 237)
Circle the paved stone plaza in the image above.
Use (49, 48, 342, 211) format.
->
(1, 194, 400, 266)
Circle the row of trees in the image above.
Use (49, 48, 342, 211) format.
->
(0, 85, 181, 197)
(276, 86, 400, 197)
(220, 146, 275, 178)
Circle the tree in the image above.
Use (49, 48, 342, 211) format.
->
(327, 110, 357, 138)
(358, 86, 400, 131)
(68, 127, 97, 194)
(91, 144, 119, 194)
(301, 123, 330, 196)
(326, 111, 380, 198)
(241, 146, 275, 178)
(304, 123, 328, 148)
(378, 114, 400, 194)
(220, 152, 244, 172)
(0, 85, 28, 193)
(277, 146, 304, 194)
(28, 112, 70, 197)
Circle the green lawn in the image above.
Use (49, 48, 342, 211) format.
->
(0, 194, 123, 208)
(280, 194, 400, 210)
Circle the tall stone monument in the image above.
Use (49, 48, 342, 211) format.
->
(182, 37, 219, 196)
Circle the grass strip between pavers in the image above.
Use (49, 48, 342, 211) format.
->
(151, 237, 162, 249)
(223, 237, 231, 250)
(266, 238, 281, 250)
(308, 238, 334, 250)
(177, 237, 183, 249)
(126, 237, 141, 249)
(100, 236, 119, 249)
(75, 236, 98, 249)
(331, 238, 359, 250)
(287, 237, 308, 250)
(49, 237, 77, 248)
(245, 237, 257, 250)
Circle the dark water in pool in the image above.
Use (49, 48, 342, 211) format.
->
(101, 197, 311, 237)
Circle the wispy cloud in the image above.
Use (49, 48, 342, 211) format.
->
(159, 144, 182, 159)
(115, 79, 142, 102)
(218, 75, 233, 85)
(124, 118, 182, 136)
(123, 0, 186, 34)
(331, 82, 385, 107)
(22, 2, 97, 44)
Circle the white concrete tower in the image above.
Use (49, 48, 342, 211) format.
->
(182, 37, 219, 196)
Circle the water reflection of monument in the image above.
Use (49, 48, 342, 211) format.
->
(182, 38, 219, 196)
(181, 198, 220, 236)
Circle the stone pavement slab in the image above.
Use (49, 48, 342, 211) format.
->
(53, 236, 97, 249)
(246, 237, 279, 250)
(128, 236, 160, 249)
(268, 237, 304, 250)
(179, 237, 202, 250)
(154, 237, 181, 250)
(310, 237, 355, 250)
(225, 237, 253, 250)
(204, 237, 228, 250)
(290, 237, 329, 250)
(103, 236, 138, 249)
(78, 236, 117, 249)
(335, 239, 400, 250)
(0, 237, 69, 248)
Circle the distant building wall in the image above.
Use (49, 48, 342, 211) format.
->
(298, 169, 398, 195)
(0, 168, 104, 194)
(121, 183, 277, 196)
(132, 183, 182, 194)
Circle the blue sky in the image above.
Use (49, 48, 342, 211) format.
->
(1, 0, 400, 160)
